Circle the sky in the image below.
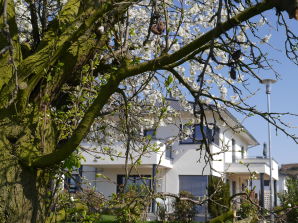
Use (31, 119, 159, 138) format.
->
(233, 10, 298, 165)
(179, 7, 298, 165)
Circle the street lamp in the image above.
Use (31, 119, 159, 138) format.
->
(260, 78, 276, 222)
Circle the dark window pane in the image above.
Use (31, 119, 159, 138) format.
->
(194, 125, 204, 142)
(180, 125, 194, 144)
(144, 129, 156, 139)
(212, 126, 220, 145)
(241, 146, 245, 159)
(179, 175, 208, 214)
(179, 175, 208, 196)
(117, 175, 151, 193)
(165, 146, 173, 159)
(232, 139, 236, 162)
(232, 181, 236, 195)
(180, 125, 219, 145)
(65, 174, 81, 193)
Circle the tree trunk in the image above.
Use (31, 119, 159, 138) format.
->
(0, 110, 56, 223)
(0, 141, 50, 223)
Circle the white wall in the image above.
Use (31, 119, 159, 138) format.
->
(80, 107, 261, 198)
(82, 166, 165, 198)
(222, 127, 249, 164)
(82, 141, 172, 168)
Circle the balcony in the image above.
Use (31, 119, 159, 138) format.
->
(81, 140, 173, 169)
(225, 157, 279, 180)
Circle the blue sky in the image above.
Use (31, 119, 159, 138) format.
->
(235, 10, 298, 165)
(181, 7, 298, 165)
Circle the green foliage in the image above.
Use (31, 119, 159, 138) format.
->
(156, 201, 167, 222)
(237, 200, 258, 221)
(75, 188, 105, 214)
(207, 210, 234, 223)
(111, 186, 151, 223)
(208, 176, 230, 218)
(278, 177, 298, 222)
(63, 150, 85, 170)
(171, 191, 197, 223)
(99, 214, 117, 222)
(47, 189, 104, 223)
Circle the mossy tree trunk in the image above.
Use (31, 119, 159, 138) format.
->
(0, 0, 278, 222)
(0, 146, 47, 222)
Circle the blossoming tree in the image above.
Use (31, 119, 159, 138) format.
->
(0, 0, 297, 222)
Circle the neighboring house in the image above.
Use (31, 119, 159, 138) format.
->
(276, 163, 298, 205)
(75, 99, 279, 220)
(279, 163, 298, 178)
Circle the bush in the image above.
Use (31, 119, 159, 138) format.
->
(47, 189, 104, 223)
(156, 200, 167, 222)
(76, 188, 105, 213)
(171, 191, 197, 223)
(208, 210, 234, 223)
(278, 177, 298, 222)
(111, 185, 151, 223)
(237, 199, 258, 222)
(208, 176, 230, 218)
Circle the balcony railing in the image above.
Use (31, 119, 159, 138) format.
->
(237, 156, 278, 166)
(225, 156, 279, 180)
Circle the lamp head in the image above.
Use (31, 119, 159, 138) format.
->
(260, 79, 277, 94)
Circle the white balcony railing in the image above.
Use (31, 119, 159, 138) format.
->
(225, 156, 279, 180)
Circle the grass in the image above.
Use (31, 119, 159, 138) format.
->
(97, 215, 201, 223)
(97, 215, 117, 222)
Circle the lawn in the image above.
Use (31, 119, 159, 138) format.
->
(97, 215, 201, 223)
(97, 215, 117, 222)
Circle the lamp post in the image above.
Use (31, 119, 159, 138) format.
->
(260, 79, 276, 222)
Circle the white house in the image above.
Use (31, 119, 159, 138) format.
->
(72, 99, 279, 220)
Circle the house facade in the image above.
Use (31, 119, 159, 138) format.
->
(75, 99, 279, 220)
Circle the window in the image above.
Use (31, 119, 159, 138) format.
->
(65, 174, 81, 193)
(180, 124, 210, 144)
(180, 124, 220, 145)
(144, 129, 156, 139)
(64, 167, 82, 193)
(264, 180, 270, 187)
(241, 183, 245, 191)
(241, 146, 245, 159)
(232, 181, 236, 195)
(232, 139, 236, 162)
(179, 175, 208, 214)
(165, 145, 173, 160)
(212, 126, 220, 146)
(117, 175, 151, 193)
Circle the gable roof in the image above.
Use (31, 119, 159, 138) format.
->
(280, 163, 298, 176)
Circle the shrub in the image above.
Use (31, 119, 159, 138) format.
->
(208, 176, 230, 218)
(237, 199, 258, 221)
(278, 177, 298, 222)
(75, 188, 105, 213)
(47, 189, 104, 223)
(156, 199, 167, 222)
(171, 191, 197, 223)
(111, 185, 151, 223)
